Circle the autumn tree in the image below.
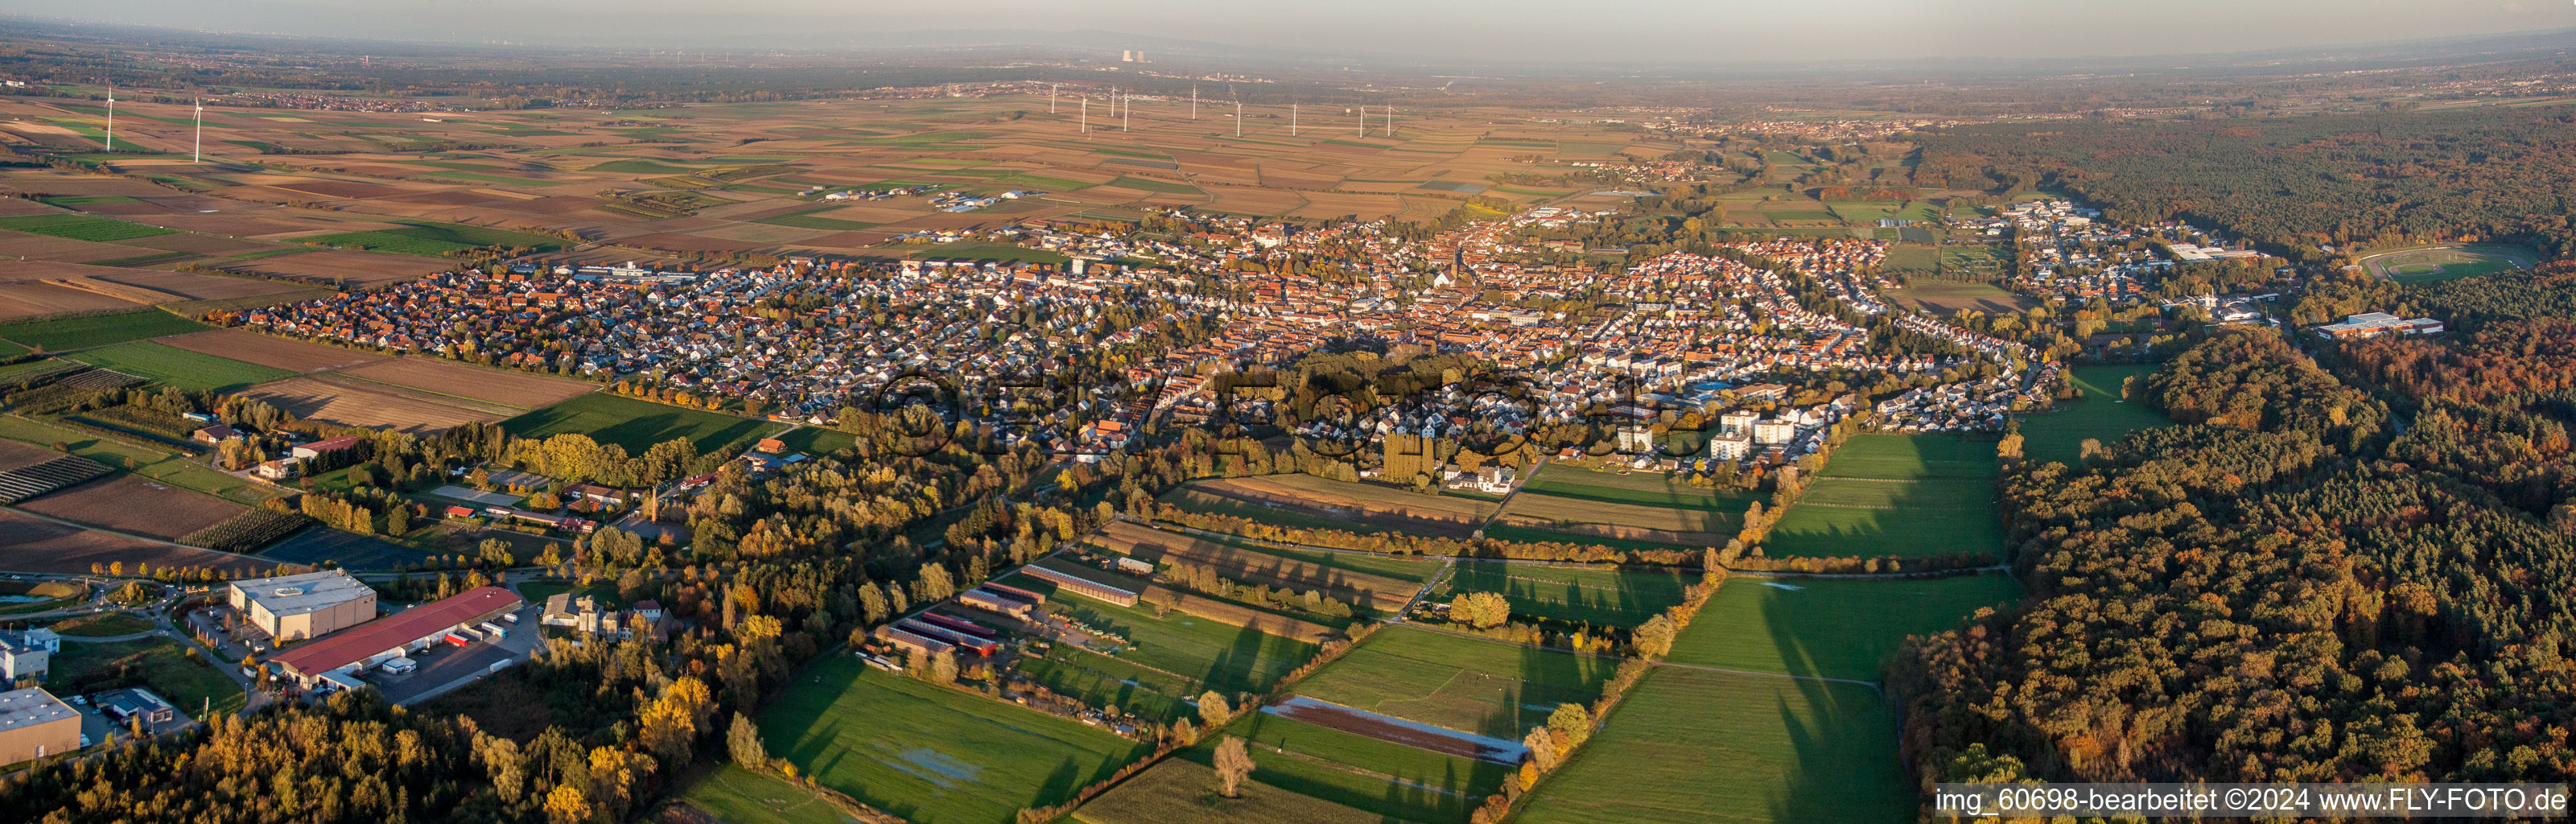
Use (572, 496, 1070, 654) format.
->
(1449, 591, 1511, 629)
(1213, 735, 1255, 798)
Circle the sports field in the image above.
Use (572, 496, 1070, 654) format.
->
(501, 392, 782, 454)
(760, 656, 1151, 824)
(1439, 562, 1692, 626)
(2017, 364, 2168, 464)
(67, 340, 295, 392)
(1515, 668, 1908, 824)
(1292, 624, 1616, 738)
(1663, 574, 2022, 681)
(0, 309, 208, 352)
(1761, 434, 2002, 559)
(2359, 244, 2535, 282)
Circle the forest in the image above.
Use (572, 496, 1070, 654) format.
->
(1912, 105, 2576, 263)
(1896, 267, 2576, 804)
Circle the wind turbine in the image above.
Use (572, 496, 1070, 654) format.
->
(1080, 97, 1089, 134)
(104, 84, 114, 152)
(1050, 84, 1058, 113)
(1292, 103, 1298, 137)
(1234, 101, 1242, 138)
(1358, 105, 1366, 138)
(1192, 84, 1198, 120)
(1386, 105, 1394, 137)
(1122, 93, 1130, 132)
(192, 98, 203, 163)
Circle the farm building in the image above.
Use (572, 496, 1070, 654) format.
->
(960, 587, 1038, 618)
(0, 687, 80, 766)
(876, 624, 954, 659)
(1024, 560, 1142, 607)
(291, 435, 364, 460)
(229, 570, 378, 643)
(270, 587, 524, 688)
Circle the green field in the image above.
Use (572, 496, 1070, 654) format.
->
(2018, 365, 2168, 465)
(670, 764, 863, 824)
(1517, 464, 1760, 510)
(1815, 435, 1997, 480)
(772, 426, 859, 455)
(1075, 759, 1391, 824)
(761, 657, 1150, 824)
(1762, 435, 2003, 559)
(67, 341, 295, 393)
(1002, 569, 1321, 699)
(293, 220, 565, 258)
(1106, 175, 1206, 196)
(1439, 562, 1691, 626)
(1191, 711, 1505, 823)
(1516, 668, 1907, 824)
(1663, 575, 2022, 682)
(44, 637, 245, 719)
(2360, 244, 2537, 282)
(1292, 625, 1615, 738)
(0, 213, 178, 242)
(1181, 534, 1445, 584)
(501, 393, 782, 454)
(0, 310, 210, 352)
(0, 415, 278, 504)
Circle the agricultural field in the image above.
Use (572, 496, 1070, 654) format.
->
(1882, 277, 2031, 313)
(1438, 562, 1692, 626)
(1191, 711, 1508, 824)
(0, 511, 275, 575)
(157, 328, 387, 373)
(257, 527, 431, 570)
(2017, 364, 2169, 465)
(0, 309, 208, 352)
(1172, 475, 1498, 538)
(43, 637, 247, 718)
(1291, 624, 1614, 739)
(1492, 465, 1754, 546)
(1075, 759, 1395, 824)
(17, 474, 248, 542)
(66, 340, 295, 392)
(0, 212, 177, 242)
(0, 414, 274, 504)
(291, 220, 565, 258)
(1761, 435, 2003, 560)
(760, 656, 1150, 824)
(1663, 574, 2022, 681)
(1515, 668, 1907, 824)
(1090, 521, 1420, 614)
(502, 392, 781, 454)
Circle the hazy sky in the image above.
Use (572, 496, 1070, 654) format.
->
(21, 0, 2575, 64)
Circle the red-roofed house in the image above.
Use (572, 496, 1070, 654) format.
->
(291, 435, 365, 461)
(270, 587, 523, 690)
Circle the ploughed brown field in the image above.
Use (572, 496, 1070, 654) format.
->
(0, 440, 55, 472)
(158, 328, 389, 373)
(16, 475, 246, 541)
(335, 356, 594, 409)
(85, 270, 307, 301)
(0, 279, 144, 319)
(1095, 521, 1416, 613)
(241, 375, 510, 433)
(222, 249, 449, 286)
(0, 511, 281, 575)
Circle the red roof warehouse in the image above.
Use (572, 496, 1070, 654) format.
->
(270, 587, 524, 686)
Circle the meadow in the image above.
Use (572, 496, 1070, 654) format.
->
(759, 656, 1151, 824)
(1759, 434, 2002, 560)
(291, 220, 567, 258)
(68, 340, 295, 392)
(45, 637, 246, 718)
(1292, 624, 1615, 738)
(1074, 760, 1391, 824)
(1663, 574, 2022, 681)
(0, 309, 208, 352)
(501, 392, 782, 454)
(1000, 568, 1321, 698)
(1439, 562, 1692, 626)
(1515, 668, 1908, 824)
(2016, 364, 2168, 465)
(670, 764, 863, 824)
(1193, 711, 1506, 823)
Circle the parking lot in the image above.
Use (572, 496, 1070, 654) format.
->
(361, 599, 544, 705)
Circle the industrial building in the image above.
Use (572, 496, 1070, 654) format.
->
(229, 570, 377, 643)
(270, 587, 524, 689)
(1024, 562, 1141, 607)
(0, 628, 59, 686)
(0, 687, 80, 766)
